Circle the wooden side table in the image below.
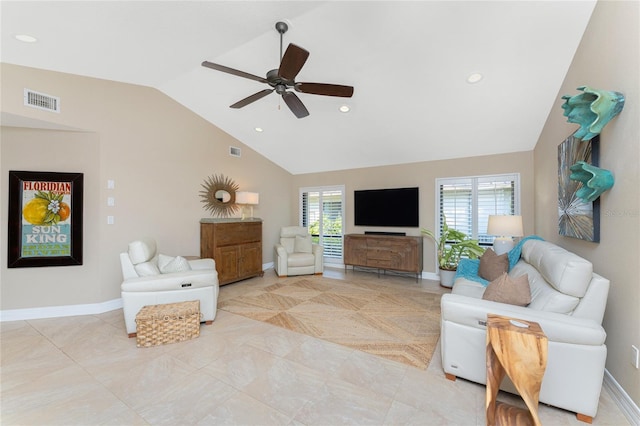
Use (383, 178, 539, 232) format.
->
(485, 314, 548, 426)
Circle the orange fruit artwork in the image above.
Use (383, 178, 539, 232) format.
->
(22, 191, 70, 225)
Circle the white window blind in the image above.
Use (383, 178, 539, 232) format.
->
(437, 174, 519, 245)
(300, 186, 345, 260)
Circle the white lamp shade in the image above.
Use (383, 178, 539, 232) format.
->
(236, 191, 259, 205)
(487, 215, 523, 237)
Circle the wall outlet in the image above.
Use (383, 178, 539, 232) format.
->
(632, 345, 639, 369)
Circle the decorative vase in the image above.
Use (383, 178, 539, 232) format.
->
(439, 269, 457, 288)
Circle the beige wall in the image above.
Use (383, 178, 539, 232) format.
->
(1, 63, 293, 310)
(292, 151, 535, 274)
(533, 1, 639, 406)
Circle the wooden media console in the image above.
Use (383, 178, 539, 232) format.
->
(343, 234, 423, 281)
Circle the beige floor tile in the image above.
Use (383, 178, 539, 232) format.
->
(293, 376, 393, 425)
(195, 391, 292, 425)
(136, 370, 239, 425)
(0, 268, 631, 426)
(242, 357, 328, 417)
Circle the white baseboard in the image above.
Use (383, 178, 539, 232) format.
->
(0, 298, 123, 322)
(603, 368, 640, 425)
(422, 271, 440, 281)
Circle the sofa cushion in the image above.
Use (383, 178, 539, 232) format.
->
(510, 262, 580, 314)
(482, 272, 531, 306)
(521, 239, 592, 298)
(287, 252, 315, 267)
(478, 248, 509, 281)
(158, 254, 192, 274)
(134, 260, 161, 276)
(294, 235, 313, 253)
(128, 238, 157, 265)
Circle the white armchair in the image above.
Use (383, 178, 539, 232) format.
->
(274, 226, 323, 277)
(120, 238, 219, 337)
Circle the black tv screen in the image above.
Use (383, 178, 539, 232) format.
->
(354, 187, 419, 227)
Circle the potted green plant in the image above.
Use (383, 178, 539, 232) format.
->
(421, 216, 485, 287)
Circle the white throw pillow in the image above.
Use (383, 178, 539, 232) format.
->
(134, 261, 161, 276)
(158, 254, 192, 274)
(294, 235, 312, 253)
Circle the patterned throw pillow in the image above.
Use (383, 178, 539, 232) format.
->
(158, 254, 192, 274)
(478, 248, 509, 281)
(482, 272, 531, 306)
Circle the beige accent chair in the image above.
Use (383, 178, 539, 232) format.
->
(274, 226, 323, 277)
(120, 238, 219, 337)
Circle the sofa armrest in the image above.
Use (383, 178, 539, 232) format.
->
(441, 293, 606, 346)
(121, 269, 218, 292)
(188, 258, 216, 271)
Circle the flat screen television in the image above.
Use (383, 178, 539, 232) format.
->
(354, 187, 419, 227)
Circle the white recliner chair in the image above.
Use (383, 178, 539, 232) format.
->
(274, 226, 323, 277)
(120, 238, 219, 337)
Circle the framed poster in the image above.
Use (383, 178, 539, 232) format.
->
(7, 170, 83, 267)
(558, 134, 600, 242)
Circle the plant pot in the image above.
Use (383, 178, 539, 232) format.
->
(439, 269, 457, 288)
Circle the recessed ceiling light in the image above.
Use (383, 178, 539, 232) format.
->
(15, 34, 38, 43)
(339, 105, 350, 113)
(254, 127, 263, 133)
(467, 73, 483, 84)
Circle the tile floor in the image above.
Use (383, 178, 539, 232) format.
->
(0, 268, 630, 425)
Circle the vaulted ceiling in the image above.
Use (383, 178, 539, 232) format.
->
(1, 1, 596, 174)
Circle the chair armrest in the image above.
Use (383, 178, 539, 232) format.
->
(188, 258, 216, 271)
(275, 244, 288, 258)
(311, 244, 324, 255)
(441, 293, 606, 346)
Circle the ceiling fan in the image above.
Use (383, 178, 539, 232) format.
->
(201, 21, 354, 119)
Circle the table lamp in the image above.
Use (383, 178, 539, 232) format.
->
(235, 191, 259, 219)
(487, 215, 523, 255)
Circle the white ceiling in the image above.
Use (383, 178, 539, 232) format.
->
(1, 1, 596, 175)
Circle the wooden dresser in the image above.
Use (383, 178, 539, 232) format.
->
(200, 218, 263, 286)
(344, 233, 423, 280)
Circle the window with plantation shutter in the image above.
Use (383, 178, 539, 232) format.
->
(436, 174, 520, 246)
(300, 186, 344, 261)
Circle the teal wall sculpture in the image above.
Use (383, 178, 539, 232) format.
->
(561, 86, 625, 141)
(569, 161, 615, 202)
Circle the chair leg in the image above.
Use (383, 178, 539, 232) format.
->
(128, 332, 136, 338)
(576, 413, 593, 424)
(205, 320, 213, 325)
(445, 373, 457, 381)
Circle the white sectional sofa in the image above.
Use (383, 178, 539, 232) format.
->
(440, 239, 610, 422)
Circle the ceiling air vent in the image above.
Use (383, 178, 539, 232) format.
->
(24, 88, 60, 113)
(229, 146, 241, 158)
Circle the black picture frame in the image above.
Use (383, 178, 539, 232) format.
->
(8, 170, 83, 268)
(558, 134, 600, 242)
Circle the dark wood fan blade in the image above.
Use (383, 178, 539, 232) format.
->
(282, 92, 309, 118)
(230, 89, 274, 109)
(202, 61, 268, 83)
(295, 82, 354, 98)
(278, 44, 309, 81)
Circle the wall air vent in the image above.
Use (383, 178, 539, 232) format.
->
(24, 88, 60, 113)
(229, 146, 241, 158)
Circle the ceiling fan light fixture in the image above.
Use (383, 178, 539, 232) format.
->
(15, 34, 37, 43)
(467, 73, 483, 84)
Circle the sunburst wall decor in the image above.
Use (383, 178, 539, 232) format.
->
(199, 174, 239, 217)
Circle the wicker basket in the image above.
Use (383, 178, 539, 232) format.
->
(135, 300, 200, 347)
